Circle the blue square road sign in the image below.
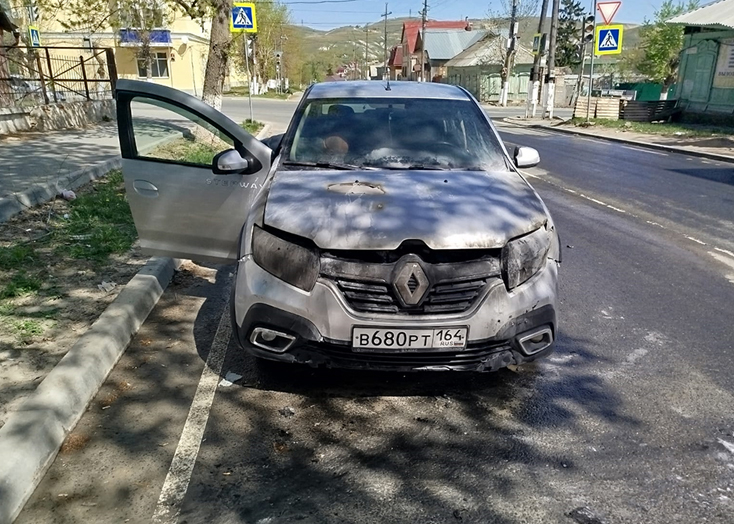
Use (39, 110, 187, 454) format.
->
(28, 26, 41, 47)
(595, 24, 623, 55)
(230, 3, 257, 33)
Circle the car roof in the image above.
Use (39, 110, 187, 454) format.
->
(305, 80, 473, 101)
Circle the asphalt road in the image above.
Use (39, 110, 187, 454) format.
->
(15, 114, 734, 524)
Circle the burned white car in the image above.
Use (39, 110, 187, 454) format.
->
(116, 80, 560, 372)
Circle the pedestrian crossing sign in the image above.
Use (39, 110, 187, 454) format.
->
(595, 24, 623, 55)
(28, 26, 41, 47)
(230, 3, 257, 33)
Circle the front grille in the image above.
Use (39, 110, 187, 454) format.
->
(334, 276, 488, 315)
(296, 339, 516, 371)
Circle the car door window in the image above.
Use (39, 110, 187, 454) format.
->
(130, 97, 235, 168)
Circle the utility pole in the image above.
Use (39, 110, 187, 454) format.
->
(420, 0, 428, 81)
(244, 36, 254, 122)
(543, 0, 560, 119)
(526, 0, 550, 118)
(382, 3, 392, 79)
(500, 0, 519, 106)
(365, 25, 369, 79)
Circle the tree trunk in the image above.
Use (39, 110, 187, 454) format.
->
(201, 0, 232, 111)
(660, 80, 671, 100)
(0, 29, 14, 108)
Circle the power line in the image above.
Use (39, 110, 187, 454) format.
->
(288, 9, 383, 12)
(278, 0, 360, 4)
(298, 21, 381, 24)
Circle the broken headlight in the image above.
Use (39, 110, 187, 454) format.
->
(252, 225, 319, 292)
(501, 226, 551, 290)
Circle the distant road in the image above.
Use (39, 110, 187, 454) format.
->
(219, 96, 574, 134)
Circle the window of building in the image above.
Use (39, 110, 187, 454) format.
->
(137, 52, 169, 78)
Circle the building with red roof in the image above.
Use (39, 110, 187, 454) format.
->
(399, 19, 470, 80)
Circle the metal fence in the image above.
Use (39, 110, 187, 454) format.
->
(0, 46, 117, 107)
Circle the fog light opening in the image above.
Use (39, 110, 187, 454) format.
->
(250, 327, 296, 353)
(517, 327, 553, 356)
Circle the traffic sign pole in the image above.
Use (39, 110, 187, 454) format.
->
(586, 0, 597, 123)
(230, 3, 257, 125)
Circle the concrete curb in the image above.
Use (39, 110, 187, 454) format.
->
(501, 118, 734, 164)
(257, 123, 271, 139)
(0, 156, 122, 223)
(0, 256, 182, 524)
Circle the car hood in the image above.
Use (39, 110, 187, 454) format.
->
(263, 170, 548, 250)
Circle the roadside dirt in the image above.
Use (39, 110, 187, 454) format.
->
(0, 179, 147, 429)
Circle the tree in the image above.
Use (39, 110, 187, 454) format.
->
(231, 1, 293, 91)
(41, 0, 168, 84)
(0, 1, 20, 107)
(171, 0, 295, 108)
(483, 0, 540, 105)
(168, 0, 230, 109)
(40, 0, 117, 35)
(636, 0, 699, 100)
(120, 1, 169, 81)
(555, 0, 584, 68)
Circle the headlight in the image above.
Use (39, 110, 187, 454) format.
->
(501, 225, 551, 290)
(252, 225, 320, 291)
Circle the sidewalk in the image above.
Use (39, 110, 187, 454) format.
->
(0, 124, 122, 222)
(502, 116, 734, 162)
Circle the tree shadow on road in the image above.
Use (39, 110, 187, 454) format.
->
(176, 307, 638, 524)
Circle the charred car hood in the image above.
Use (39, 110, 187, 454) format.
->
(263, 170, 547, 250)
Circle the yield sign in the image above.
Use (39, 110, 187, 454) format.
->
(597, 1, 621, 25)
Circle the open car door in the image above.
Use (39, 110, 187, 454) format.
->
(115, 79, 272, 264)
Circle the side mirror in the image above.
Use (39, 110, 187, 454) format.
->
(514, 146, 540, 169)
(213, 149, 250, 174)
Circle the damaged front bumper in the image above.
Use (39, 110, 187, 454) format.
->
(232, 255, 558, 372)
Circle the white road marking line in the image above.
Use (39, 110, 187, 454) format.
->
(685, 236, 707, 245)
(709, 252, 734, 284)
(546, 179, 733, 260)
(152, 304, 232, 524)
(710, 251, 734, 270)
(580, 194, 607, 206)
(621, 145, 669, 156)
(714, 247, 734, 259)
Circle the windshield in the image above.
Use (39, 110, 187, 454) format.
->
(282, 97, 507, 171)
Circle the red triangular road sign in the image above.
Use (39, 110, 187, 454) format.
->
(598, 2, 621, 25)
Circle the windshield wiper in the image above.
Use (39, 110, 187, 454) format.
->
(281, 160, 372, 171)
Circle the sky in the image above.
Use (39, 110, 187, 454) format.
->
(284, 0, 692, 31)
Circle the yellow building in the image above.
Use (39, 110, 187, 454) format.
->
(18, 2, 246, 95)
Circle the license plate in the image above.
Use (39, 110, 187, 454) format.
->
(352, 327, 468, 352)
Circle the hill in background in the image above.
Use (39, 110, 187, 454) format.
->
(288, 15, 642, 69)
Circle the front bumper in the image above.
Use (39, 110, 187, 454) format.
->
(233, 255, 558, 372)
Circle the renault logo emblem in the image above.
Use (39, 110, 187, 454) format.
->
(393, 261, 429, 306)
